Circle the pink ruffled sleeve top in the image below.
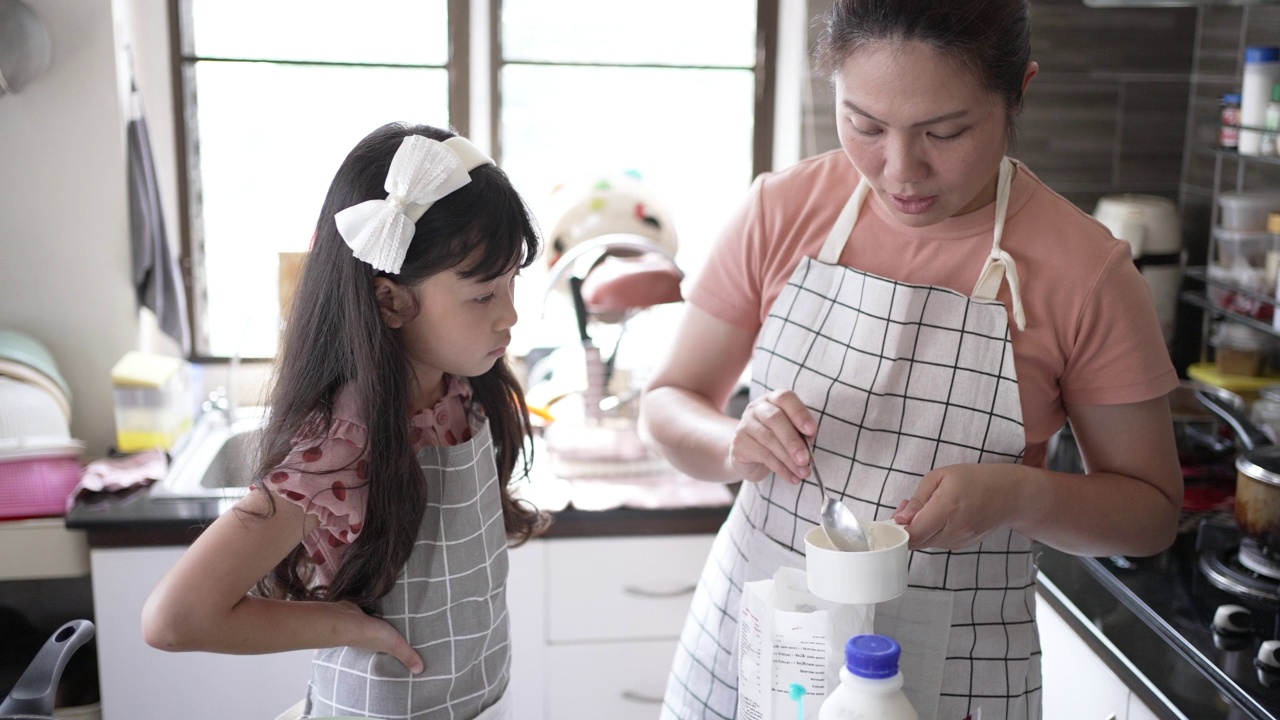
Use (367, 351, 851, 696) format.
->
(261, 375, 475, 585)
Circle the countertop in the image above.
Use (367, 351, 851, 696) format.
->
(65, 481, 1260, 717)
(63, 479, 737, 547)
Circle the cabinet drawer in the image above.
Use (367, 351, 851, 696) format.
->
(546, 534, 712, 642)
(545, 639, 675, 720)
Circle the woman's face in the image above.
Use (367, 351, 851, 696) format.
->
(834, 41, 1029, 228)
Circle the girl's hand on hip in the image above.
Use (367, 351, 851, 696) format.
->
(339, 601, 425, 674)
(728, 389, 817, 484)
(892, 463, 1027, 550)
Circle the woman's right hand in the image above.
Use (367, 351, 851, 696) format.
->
(728, 388, 817, 484)
(338, 601, 425, 674)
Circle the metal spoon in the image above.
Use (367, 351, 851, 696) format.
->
(809, 439, 870, 552)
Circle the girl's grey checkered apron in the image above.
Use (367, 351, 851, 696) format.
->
(662, 158, 1041, 720)
(305, 414, 513, 719)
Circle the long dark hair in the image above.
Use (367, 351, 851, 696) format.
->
(815, 0, 1032, 142)
(252, 122, 547, 607)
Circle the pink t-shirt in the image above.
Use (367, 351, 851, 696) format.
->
(689, 150, 1179, 469)
(261, 375, 475, 584)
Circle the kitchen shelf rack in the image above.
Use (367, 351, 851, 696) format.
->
(1179, 146, 1280, 364)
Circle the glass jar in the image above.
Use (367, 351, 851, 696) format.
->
(1251, 383, 1280, 444)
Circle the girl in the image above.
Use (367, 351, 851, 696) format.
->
(639, 1, 1182, 719)
(143, 122, 547, 719)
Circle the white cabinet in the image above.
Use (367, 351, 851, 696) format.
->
(89, 546, 312, 720)
(508, 534, 714, 720)
(1038, 583, 1161, 720)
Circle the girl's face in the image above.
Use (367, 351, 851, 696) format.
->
(834, 41, 1033, 227)
(384, 254, 520, 405)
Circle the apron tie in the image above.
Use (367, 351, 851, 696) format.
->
(973, 246, 1026, 331)
(970, 157, 1026, 331)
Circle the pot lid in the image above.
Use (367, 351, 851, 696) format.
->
(1237, 446, 1280, 487)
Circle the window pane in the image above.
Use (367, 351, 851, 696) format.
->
(500, 64, 755, 352)
(502, 0, 756, 67)
(193, 62, 449, 357)
(190, 0, 448, 66)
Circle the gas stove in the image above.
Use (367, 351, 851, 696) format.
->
(1036, 515, 1280, 719)
(1099, 517, 1280, 718)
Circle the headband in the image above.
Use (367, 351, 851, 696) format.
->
(335, 134, 494, 273)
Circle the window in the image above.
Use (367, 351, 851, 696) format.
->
(174, 0, 772, 359)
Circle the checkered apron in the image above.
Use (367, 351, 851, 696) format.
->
(662, 159, 1041, 720)
(305, 415, 513, 719)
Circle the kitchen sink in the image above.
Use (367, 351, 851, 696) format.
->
(150, 406, 267, 500)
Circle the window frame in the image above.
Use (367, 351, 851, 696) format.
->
(168, 0, 777, 361)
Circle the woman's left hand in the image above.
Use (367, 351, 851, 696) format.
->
(892, 462, 1026, 551)
(891, 397, 1183, 557)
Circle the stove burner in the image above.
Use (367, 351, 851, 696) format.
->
(1199, 544, 1280, 605)
(1241, 539, 1280, 580)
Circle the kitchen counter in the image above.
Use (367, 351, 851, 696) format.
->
(64, 482, 735, 547)
(67, 480, 1270, 718)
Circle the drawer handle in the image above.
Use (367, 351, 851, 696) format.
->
(621, 690, 664, 704)
(623, 584, 697, 599)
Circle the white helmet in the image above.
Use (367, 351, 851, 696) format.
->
(545, 171, 678, 269)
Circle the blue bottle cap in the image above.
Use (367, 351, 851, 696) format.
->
(1245, 46, 1279, 64)
(845, 634, 902, 679)
(1224, 93, 1242, 105)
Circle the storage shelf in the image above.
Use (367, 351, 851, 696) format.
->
(1180, 290, 1280, 337)
(1181, 266, 1280, 339)
(1194, 145, 1280, 167)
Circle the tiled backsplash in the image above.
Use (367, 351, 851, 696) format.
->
(800, 0, 1280, 373)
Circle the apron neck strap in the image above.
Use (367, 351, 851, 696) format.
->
(817, 157, 1025, 331)
(818, 178, 873, 264)
(970, 157, 1025, 331)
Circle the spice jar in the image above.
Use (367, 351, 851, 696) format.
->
(1222, 92, 1243, 151)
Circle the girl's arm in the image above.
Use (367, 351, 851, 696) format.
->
(893, 396, 1182, 557)
(639, 305, 818, 485)
(141, 489, 424, 673)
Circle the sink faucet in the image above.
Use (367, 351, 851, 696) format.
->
(201, 386, 235, 427)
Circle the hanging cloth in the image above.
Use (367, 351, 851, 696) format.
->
(127, 70, 191, 353)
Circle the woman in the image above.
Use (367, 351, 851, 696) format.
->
(638, 1, 1182, 718)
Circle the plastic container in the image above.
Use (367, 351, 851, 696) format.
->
(110, 351, 193, 453)
(819, 635, 917, 720)
(1216, 227, 1272, 268)
(1240, 46, 1280, 156)
(1188, 362, 1280, 404)
(1212, 323, 1269, 378)
(1219, 193, 1280, 232)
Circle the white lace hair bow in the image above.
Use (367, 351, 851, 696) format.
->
(335, 134, 493, 273)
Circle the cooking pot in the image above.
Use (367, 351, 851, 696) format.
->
(1196, 390, 1280, 553)
(0, 620, 93, 720)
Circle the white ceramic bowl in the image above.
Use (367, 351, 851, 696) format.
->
(804, 522, 908, 605)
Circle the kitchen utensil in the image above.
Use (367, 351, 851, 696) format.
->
(0, 620, 94, 720)
(1195, 390, 1280, 553)
(810, 439, 869, 552)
